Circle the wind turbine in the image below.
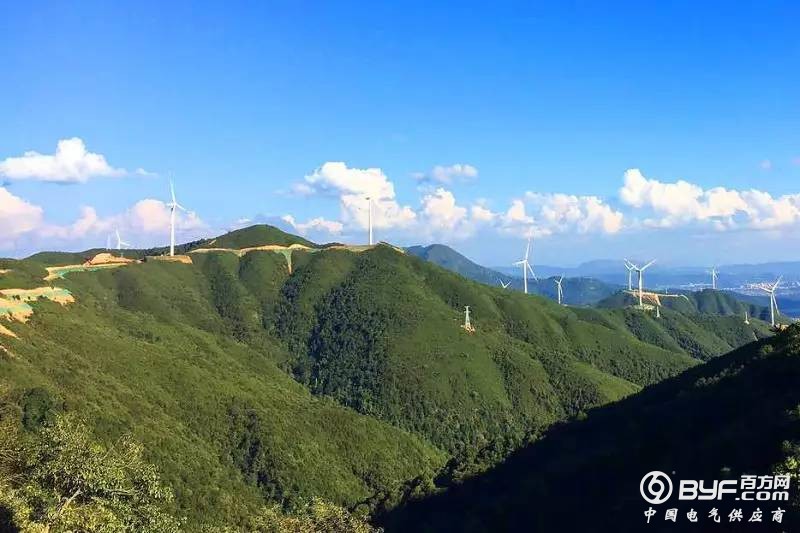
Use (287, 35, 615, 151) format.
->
(623, 259, 636, 290)
(759, 277, 782, 327)
(744, 310, 750, 325)
(709, 267, 719, 290)
(513, 231, 537, 294)
(115, 229, 131, 257)
(461, 305, 475, 333)
(499, 279, 511, 289)
(366, 196, 373, 245)
(554, 275, 564, 305)
(628, 260, 656, 308)
(167, 180, 187, 257)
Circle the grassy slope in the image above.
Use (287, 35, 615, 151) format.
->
(0, 261, 445, 528)
(384, 325, 800, 532)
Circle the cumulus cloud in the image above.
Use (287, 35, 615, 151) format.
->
(420, 188, 468, 230)
(0, 138, 148, 183)
(296, 162, 416, 230)
(281, 214, 343, 235)
(619, 168, 800, 230)
(416, 163, 479, 184)
(528, 193, 624, 235)
(470, 204, 495, 223)
(1, 189, 205, 252)
(0, 187, 45, 249)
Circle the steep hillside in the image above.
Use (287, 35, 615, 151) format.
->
(384, 325, 800, 532)
(0, 260, 445, 528)
(0, 227, 777, 528)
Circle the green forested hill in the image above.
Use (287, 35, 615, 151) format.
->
(383, 324, 800, 532)
(201, 224, 316, 249)
(598, 287, 781, 324)
(0, 227, 778, 529)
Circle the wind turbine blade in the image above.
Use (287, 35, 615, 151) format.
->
(513, 260, 525, 266)
(527, 263, 538, 281)
(170, 180, 176, 204)
(642, 260, 656, 270)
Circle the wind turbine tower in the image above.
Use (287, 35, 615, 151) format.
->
(759, 277, 782, 327)
(513, 231, 537, 294)
(366, 196, 373, 245)
(744, 310, 750, 325)
(115, 230, 131, 257)
(461, 305, 475, 333)
(623, 260, 635, 291)
(710, 267, 719, 290)
(628, 260, 656, 308)
(554, 276, 564, 305)
(167, 180, 187, 257)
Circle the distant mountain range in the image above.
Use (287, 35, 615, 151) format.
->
(493, 259, 800, 289)
(406, 244, 619, 305)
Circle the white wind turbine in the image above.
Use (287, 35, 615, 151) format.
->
(513, 231, 537, 294)
(759, 276, 782, 327)
(366, 196, 373, 246)
(115, 229, 131, 257)
(628, 259, 656, 308)
(623, 259, 636, 290)
(709, 267, 719, 290)
(499, 279, 511, 289)
(554, 275, 564, 305)
(167, 180, 188, 257)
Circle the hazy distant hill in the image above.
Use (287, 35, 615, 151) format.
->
(407, 244, 618, 305)
(406, 244, 506, 287)
(383, 325, 800, 532)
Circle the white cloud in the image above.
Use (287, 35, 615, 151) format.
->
(1, 191, 206, 252)
(619, 168, 800, 230)
(417, 163, 479, 184)
(470, 204, 495, 223)
(420, 188, 468, 230)
(0, 187, 45, 249)
(297, 162, 416, 230)
(281, 214, 343, 235)
(0, 138, 148, 183)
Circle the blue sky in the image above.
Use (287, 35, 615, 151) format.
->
(1, 1, 799, 266)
